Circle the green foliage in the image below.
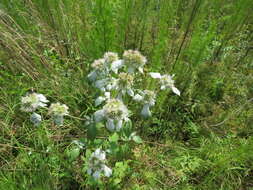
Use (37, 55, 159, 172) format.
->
(1, 0, 253, 189)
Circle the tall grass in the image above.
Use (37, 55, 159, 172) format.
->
(0, 0, 253, 189)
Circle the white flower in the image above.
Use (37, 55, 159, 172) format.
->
(92, 148, 106, 161)
(94, 99, 129, 131)
(133, 94, 143, 102)
(87, 149, 112, 180)
(133, 90, 156, 118)
(123, 50, 147, 74)
(104, 52, 118, 64)
(87, 70, 97, 82)
(48, 103, 69, 126)
(48, 103, 69, 116)
(95, 92, 110, 106)
(72, 140, 85, 149)
(149, 72, 162, 79)
(134, 90, 156, 106)
(141, 104, 152, 118)
(104, 52, 126, 74)
(91, 58, 106, 70)
(94, 78, 108, 91)
(21, 93, 49, 112)
(94, 110, 105, 123)
(87, 59, 107, 82)
(149, 72, 180, 96)
(114, 73, 134, 98)
(94, 77, 117, 92)
(111, 59, 124, 74)
(30, 112, 42, 126)
(103, 99, 129, 121)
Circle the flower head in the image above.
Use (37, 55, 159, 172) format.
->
(114, 73, 135, 97)
(21, 93, 48, 112)
(142, 90, 156, 106)
(117, 73, 134, 89)
(160, 75, 174, 89)
(93, 99, 129, 131)
(134, 90, 156, 106)
(133, 90, 156, 118)
(91, 58, 105, 70)
(30, 112, 42, 126)
(123, 50, 147, 73)
(88, 59, 107, 82)
(104, 52, 118, 64)
(87, 148, 112, 180)
(149, 72, 180, 96)
(48, 103, 69, 116)
(103, 99, 129, 120)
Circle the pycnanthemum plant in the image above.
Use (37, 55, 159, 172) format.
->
(20, 50, 181, 184)
(149, 72, 180, 96)
(88, 50, 180, 123)
(20, 93, 69, 126)
(114, 73, 134, 99)
(94, 98, 129, 132)
(133, 90, 156, 118)
(48, 103, 69, 126)
(123, 50, 147, 74)
(20, 92, 49, 126)
(87, 149, 112, 180)
(85, 50, 181, 181)
(21, 92, 48, 112)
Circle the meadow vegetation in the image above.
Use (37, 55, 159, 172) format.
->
(0, 0, 253, 189)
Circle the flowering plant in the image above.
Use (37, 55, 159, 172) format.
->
(86, 50, 181, 180)
(20, 93, 68, 126)
(19, 50, 180, 185)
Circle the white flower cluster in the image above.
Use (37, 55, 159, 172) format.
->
(20, 93, 48, 126)
(133, 90, 156, 118)
(94, 99, 129, 131)
(123, 50, 147, 73)
(88, 50, 180, 125)
(87, 149, 112, 179)
(86, 50, 181, 180)
(48, 103, 69, 126)
(19, 50, 182, 182)
(21, 93, 48, 112)
(149, 72, 180, 96)
(20, 92, 69, 126)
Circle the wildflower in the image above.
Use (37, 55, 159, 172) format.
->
(111, 59, 124, 74)
(21, 93, 49, 112)
(87, 148, 112, 180)
(104, 52, 119, 64)
(72, 140, 85, 149)
(87, 58, 106, 82)
(114, 73, 134, 98)
(94, 77, 117, 92)
(133, 90, 156, 118)
(48, 103, 69, 126)
(123, 50, 147, 74)
(104, 52, 126, 74)
(94, 99, 129, 131)
(95, 92, 111, 106)
(149, 72, 180, 96)
(30, 112, 42, 126)
(49, 102, 69, 116)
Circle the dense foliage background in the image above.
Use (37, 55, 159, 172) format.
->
(0, 0, 253, 189)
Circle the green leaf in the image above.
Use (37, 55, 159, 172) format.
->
(66, 148, 80, 161)
(132, 136, 142, 144)
(109, 133, 119, 143)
